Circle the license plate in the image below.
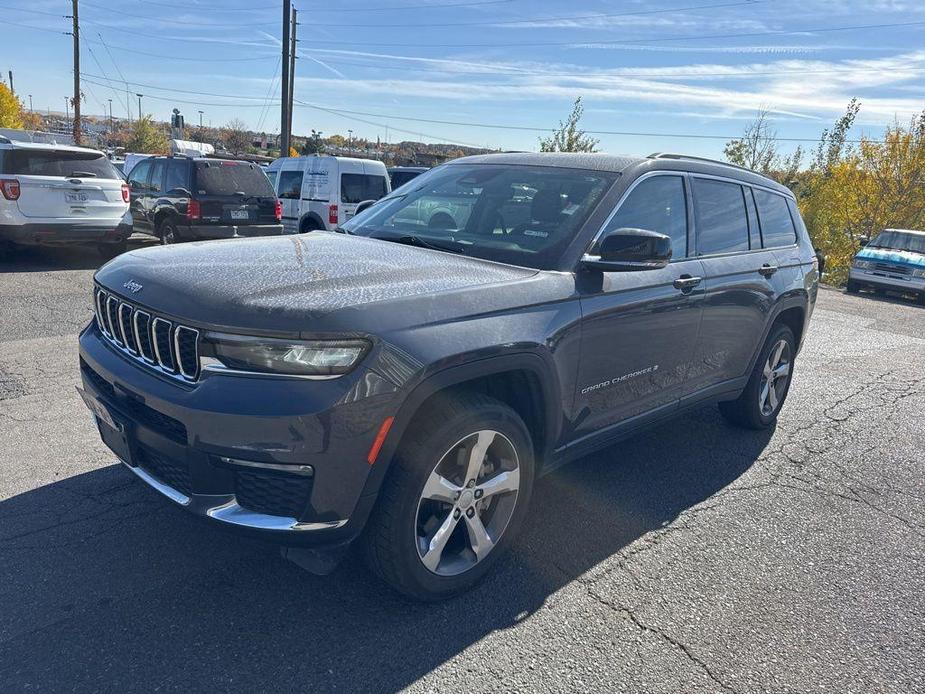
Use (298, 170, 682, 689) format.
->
(77, 387, 134, 463)
(65, 192, 90, 203)
(77, 386, 120, 431)
(230, 209, 248, 220)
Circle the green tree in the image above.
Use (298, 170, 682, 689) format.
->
(539, 97, 599, 153)
(0, 83, 24, 129)
(125, 115, 169, 153)
(300, 129, 325, 155)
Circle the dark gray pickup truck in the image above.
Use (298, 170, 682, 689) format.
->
(78, 152, 817, 600)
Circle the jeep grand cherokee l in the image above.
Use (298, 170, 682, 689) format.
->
(78, 152, 817, 600)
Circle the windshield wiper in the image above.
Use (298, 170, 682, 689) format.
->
(68, 171, 98, 178)
(373, 233, 464, 254)
(332, 225, 353, 235)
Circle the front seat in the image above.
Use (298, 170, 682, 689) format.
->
(512, 189, 564, 238)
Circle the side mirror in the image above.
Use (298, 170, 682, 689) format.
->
(354, 199, 378, 215)
(581, 227, 672, 272)
(858, 237, 869, 247)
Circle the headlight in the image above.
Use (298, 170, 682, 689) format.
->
(913, 268, 925, 279)
(853, 259, 873, 270)
(205, 334, 370, 376)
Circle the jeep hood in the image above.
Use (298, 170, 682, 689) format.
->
(856, 246, 925, 268)
(94, 233, 544, 336)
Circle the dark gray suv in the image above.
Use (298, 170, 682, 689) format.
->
(78, 152, 818, 600)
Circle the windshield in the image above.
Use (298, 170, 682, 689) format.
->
(194, 161, 275, 197)
(2, 149, 120, 179)
(869, 230, 925, 255)
(341, 164, 612, 269)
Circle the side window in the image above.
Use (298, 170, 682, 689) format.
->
(127, 159, 151, 192)
(266, 169, 278, 192)
(692, 178, 749, 256)
(148, 159, 166, 194)
(744, 187, 762, 249)
(604, 175, 688, 260)
(163, 159, 188, 193)
(277, 170, 303, 200)
(753, 189, 797, 248)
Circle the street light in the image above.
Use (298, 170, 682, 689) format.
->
(136, 93, 143, 120)
(28, 94, 33, 112)
(64, 96, 69, 121)
(348, 129, 353, 149)
(107, 98, 113, 133)
(198, 110, 204, 143)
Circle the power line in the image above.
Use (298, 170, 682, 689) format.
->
(82, 37, 276, 61)
(256, 56, 284, 132)
(289, 17, 925, 47)
(302, 0, 767, 28)
(78, 74, 884, 144)
(136, 0, 516, 11)
(79, 1, 280, 27)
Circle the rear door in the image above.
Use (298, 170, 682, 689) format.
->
(688, 177, 779, 394)
(276, 165, 304, 233)
(5, 148, 125, 221)
(192, 160, 277, 227)
(574, 173, 705, 439)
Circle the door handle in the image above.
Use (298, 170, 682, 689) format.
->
(758, 263, 778, 277)
(673, 275, 702, 292)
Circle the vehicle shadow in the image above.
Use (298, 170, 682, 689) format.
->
(0, 407, 772, 692)
(0, 236, 156, 274)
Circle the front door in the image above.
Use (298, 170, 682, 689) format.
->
(126, 159, 153, 232)
(573, 173, 705, 441)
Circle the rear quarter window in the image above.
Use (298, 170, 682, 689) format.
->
(3, 149, 120, 179)
(277, 170, 303, 199)
(193, 161, 275, 196)
(753, 189, 797, 248)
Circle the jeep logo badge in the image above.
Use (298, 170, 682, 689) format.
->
(123, 280, 143, 294)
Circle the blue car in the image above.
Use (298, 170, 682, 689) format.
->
(848, 228, 925, 303)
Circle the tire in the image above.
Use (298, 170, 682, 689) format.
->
(300, 218, 323, 233)
(363, 391, 535, 601)
(157, 219, 179, 245)
(97, 241, 127, 259)
(846, 279, 859, 294)
(719, 324, 796, 430)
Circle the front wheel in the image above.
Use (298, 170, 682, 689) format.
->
(363, 391, 535, 601)
(158, 219, 179, 245)
(719, 324, 796, 429)
(846, 279, 860, 294)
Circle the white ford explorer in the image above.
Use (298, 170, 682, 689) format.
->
(0, 138, 132, 256)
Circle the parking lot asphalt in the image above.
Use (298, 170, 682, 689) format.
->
(1, 244, 923, 694)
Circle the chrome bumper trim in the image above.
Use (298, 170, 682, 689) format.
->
(120, 459, 346, 532)
(122, 459, 191, 506)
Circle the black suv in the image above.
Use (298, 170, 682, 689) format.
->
(125, 156, 282, 243)
(79, 152, 817, 600)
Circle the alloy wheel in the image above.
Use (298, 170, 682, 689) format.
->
(415, 429, 521, 577)
(759, 339, 791, 417)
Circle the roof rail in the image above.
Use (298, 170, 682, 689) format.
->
(647, 152, 757, 174)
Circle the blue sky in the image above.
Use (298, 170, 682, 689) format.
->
(4, 0, 925, 158)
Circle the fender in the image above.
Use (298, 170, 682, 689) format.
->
(357, 351, 563, 502)
(745, 291, 808, 377)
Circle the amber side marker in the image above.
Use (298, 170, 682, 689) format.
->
(367, 416, 395, 465)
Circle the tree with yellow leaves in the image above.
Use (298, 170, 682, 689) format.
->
(0, 83, 24, 129)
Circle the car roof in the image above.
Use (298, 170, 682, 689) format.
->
(448, 151, 794, 197)
(882, 228, 925, 236)
(388, 166, 429, 172)
(0, 140, 105, 155)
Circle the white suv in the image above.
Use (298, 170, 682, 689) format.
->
(0, 138, 132, 256)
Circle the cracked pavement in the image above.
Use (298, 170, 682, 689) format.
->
(1, 246, 924, 693)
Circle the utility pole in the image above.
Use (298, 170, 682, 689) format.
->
(198, 110, 204, 142)
(28, 94, 33, 112)
(280, 0, 291, 157)
(71, 0, 81, 144)
(136, 93, 143, 120)
(7, 70, 13, 94)
(107, 98, 113, 133)
(65, 97, 70, 121)
(287, 6, 297, 146)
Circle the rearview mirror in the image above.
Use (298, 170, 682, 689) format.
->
(581, 227, 672, 272)
(354, 199, 378, 215)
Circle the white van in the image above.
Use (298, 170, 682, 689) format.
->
(266, 155, 390, 233)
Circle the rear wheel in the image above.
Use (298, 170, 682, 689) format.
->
(363, 391, 534, 601)
(719, 324, 796, 429)
(158, 219, 179, 245)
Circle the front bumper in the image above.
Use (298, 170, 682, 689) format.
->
(0, 220, 132, 246)
(78, 322, 400, 546)
(182, 223, 284, 240)
(848, 268, 925, 295)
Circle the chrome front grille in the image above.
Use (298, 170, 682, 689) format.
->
(93, 286, 200, 382)
(873, 262, 911, 277)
